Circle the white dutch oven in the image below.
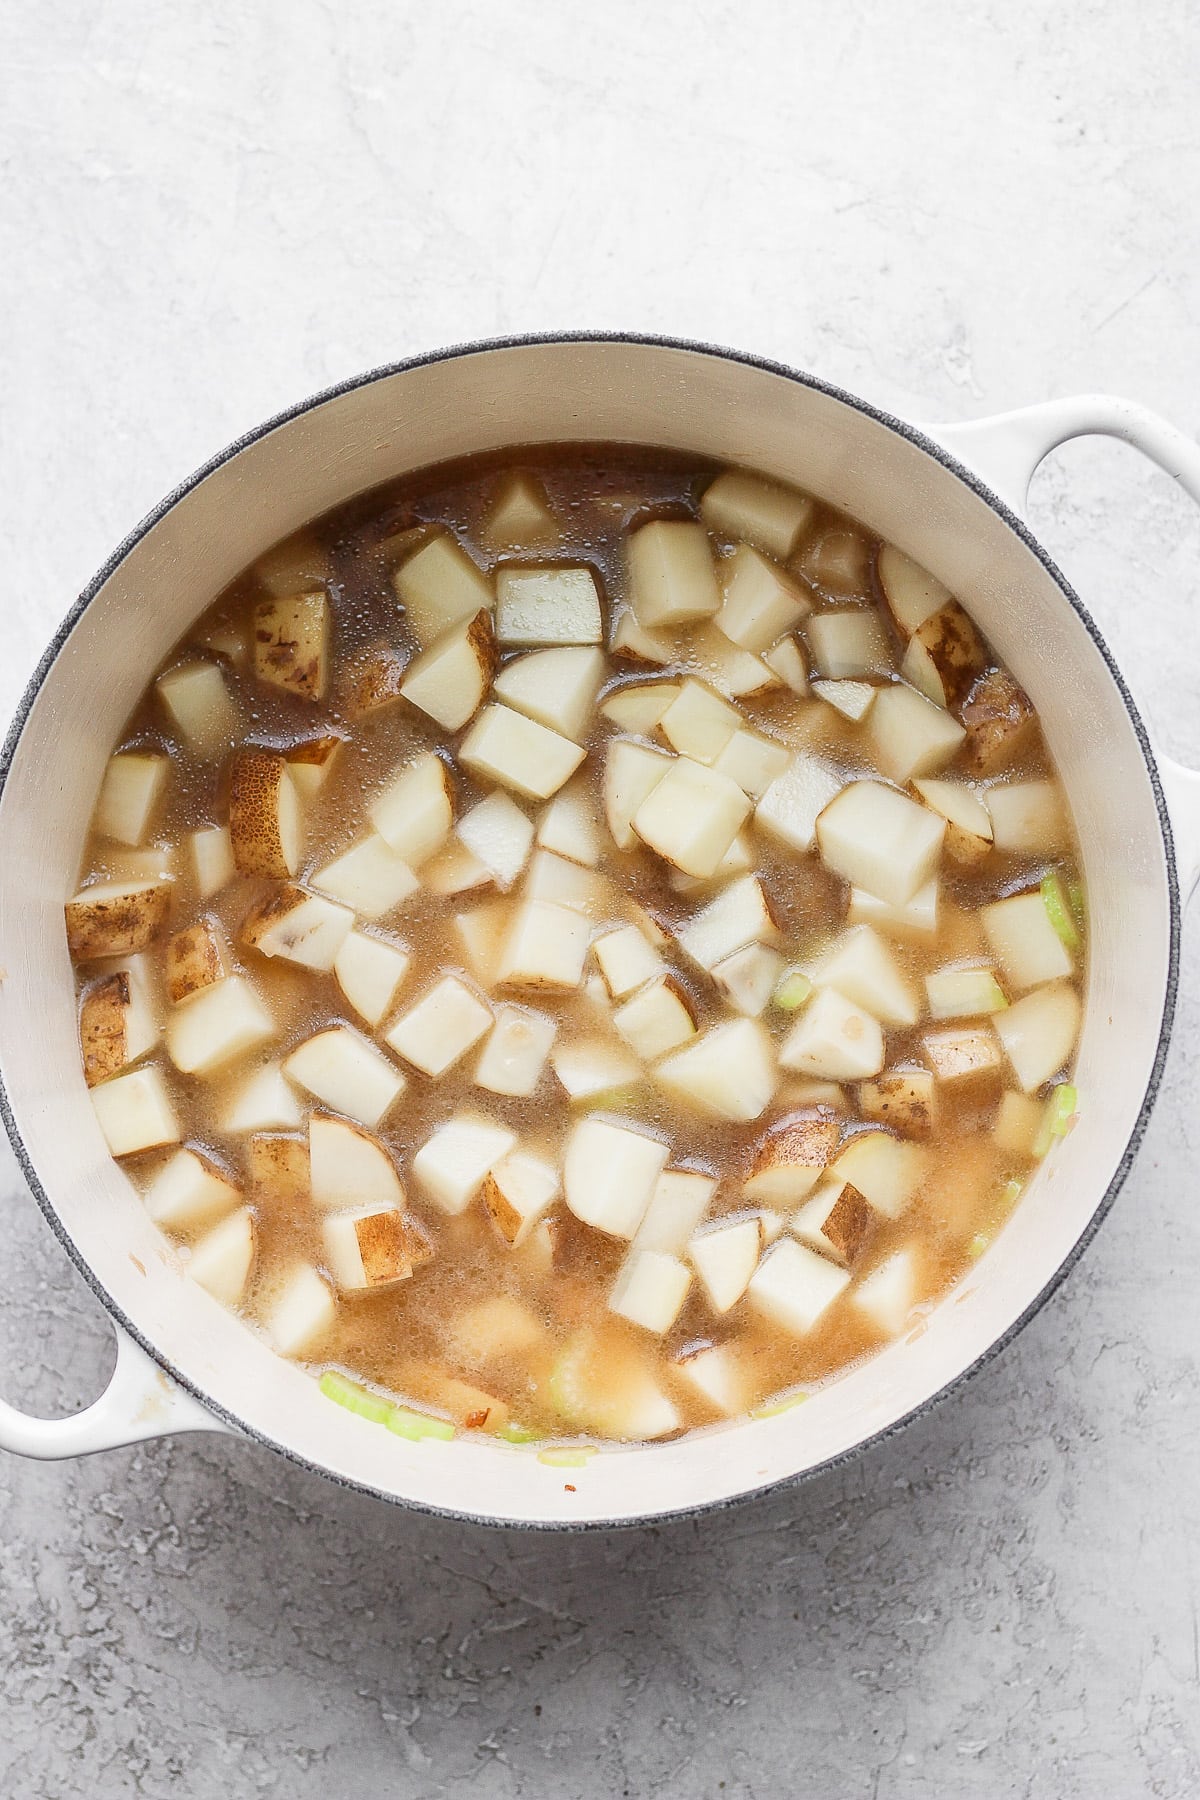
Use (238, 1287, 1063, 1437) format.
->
(1, 336, 1197, 1529)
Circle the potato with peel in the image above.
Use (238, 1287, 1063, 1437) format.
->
(228, 750, 301, 878)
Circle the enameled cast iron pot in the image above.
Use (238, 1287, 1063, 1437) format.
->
(1, 335, 1197, 1529)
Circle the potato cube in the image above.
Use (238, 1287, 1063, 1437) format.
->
(495, 567, 603, 646)
(923, 1026, 1005, 1087)
(459, 704, 586, 800)
(412, 1114, 517, 1216)
(659, 679, 742, 763)
(673, 1343, 748, 1416)
(191, 825, 235, 900)
(537, 782, 603, 867)
(755, 753, 844, 855)
(678, 874, 779, 971)
(814, 925, 918, 1028)
(634, 1169, 716, 1255)
(453, 899, 512, 986)
(309, 1115, 404, 1211)
(851, 1248, 919, 1337)
(284, 733, 343, 800)
(763, 634, 810, 695)
(456, 790, 535, 890)
(868, 683, 965, 783)
(986, 781, 1067, 855)
(900, 601, 985, 710)
(614, 977, 697, 1062)
(78, 959, 158, 1087)
(994, 1089, 1045, 1157)
(817, 780, 944, 907)
(333, 930, 411, 1027)
(563, 1117, 669, 1238)
(656, 1017, 777, 1122)
(913, 778, 993, 841)
(187, 1208, 256, 1307)
(748, 1237, 850, 1333)
(253, 590, 329, 700)
(962, 668, 1037, 772)
(384, 975, 493, 1077)
(848, 879, 939, 940)
(715, 544, 811, 652)
(831, 1130, 924, 1219)
(220, 1062, 304, 1133)
(311, 834, 419, 920)
(368, 752, 454, 867)
(241, 885, 353, 974)
(228, 750, 301, 880)
(474, 1003, 556, 1097)
(609, 1249, 691, 1334)
(981, 891, 1073, 991)
(711, 728, 792, 801)
(994, 983, 1081, 1092)
(166, 917, 228, 1002)
(94, 752, 169, 847)
(689, 1216, 762, 1313)
(610, 606, 674, 665)
(165, 976, 274, 1075)
(266, 1263, 336, 1357)
(858, 1068, 936, 1140)
(593, 924, 663, 998)
(144, 1147, 240, 1229)
(551, 1037, 642, 1101)
(423, 841, 493, 897)
(283, 1026, 406, 1128)
(481, 1150, 560, 1247)
(600, 681, 680, 734)
(691, 625, 781, 699)
(711, 942, 786, 1016)
(807, 610, 892, 680)
(393, 532, 492, 646)
(523, 848, 604, 913)
(634, 757, 751, 879)
(779, 987, 885, 1082)
(91, 1065, 180, 1157)
(493, 644, 606, 739)
(811, 679, 877, 723)
(399, 610, 496, 730)
(627, 519, 721, 627)
(744, 1112, 840, 1205)
(700, 470, 814, 559)
(480, 472, 556, 549)
(497, 900, 591, 989)
(324, 1206, 415, 1293)
(157, 660, 240, 757)
(604, 739, 672, 850)
(246, 1129, 309, 1205)
(877, 546, 951, 637)
(791, 1178, 872, 1266)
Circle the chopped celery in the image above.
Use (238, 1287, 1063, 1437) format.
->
(751, 1390, 810, 1420)
(319, 1370, 393, 1425)
(999, 1176, 1024, 1212)
(772, 968, 813, 1012)
(1041, 873, 1080, 951)
(385, 1405, 456, 1443)
(537, 1446, 595, 1469)
(967, 1231, 991, 1260)
(1033, 1084, 1078, 1158)
(1067, 876, 1087, 931)
(496, 1420, 542, 1446)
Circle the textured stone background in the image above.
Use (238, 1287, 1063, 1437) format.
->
(2, 3, 1199, 1795)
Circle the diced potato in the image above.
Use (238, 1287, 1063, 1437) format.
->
(324, 1206, 415, 1292)
(711, 728, 792, 799)
(994, 1089, 1045, 1157)
(604, 739, 672, 850)
(779, 987, 885, 1082)
(690, 625, 781, 700)
(537, 782, 602, 867)
(678, 874, 779, 971)
(923, 1026, 1004, 1087)
(241, 885, 353, 974)
(455, 790, 534, 892)
(656, 1017, 777, 1122)
(393, 532, 492, 646)
(165, 917, 227, 1004)
(195, 622, 247, 664)
(255, 534, 330, 598)
(91, 1065, 180, 1157)
(145, 1147, 240, 1229)
(614, 977, 697, 1061)
(369, 752, 454, 866)
(628, 519, 721, 628)
(333, 929, 411, 1027)
(245, 1131, 309, 1203)
(481, 1149, 560, 1247)
(748, 1237, 851, 1334)
(399, 610, 496, 731)
(191, 825, 235, 900)
(814, 925, 918, 1028)
(449, 1293, 548, 1366)
(474, 1003, 556, 1097)
(962, 668, 1037, 772)
(755, 753, 844, 855)
(480, 472, 557, 549)
(658, 679, 742, 764)
(868, 683, 965, 783)
(548, 1328, 681, 1439)
(634, 756, 751, 879)
(411, 1114, 517, 1216)
(220, 1061, 304, 1132)
(981, 891, 1073, 991)
(495, 567, 603, 647)
(831, 1131, 924, 1219)
(715, 544, 811, 652)
(157, 660, 240, 757)
(610, 1248, 691, 1334)
(986, 781, 1067, 855)
(309, 1115, 404, 1211)
(791, 1178, 872, 1266)
(807, 611, 892, 680)
(311, 833, 419, 920)
(453, 900, 512, 987)
(811, 679, 877, 723)
(711, 941, 786, 1017)
(228, 751, 301, 880)
(700, 470, 814, 559)
(673, 1343, 748, 1416)
(79, 959, 158, 1087)
(994, 983, 1081, 1092)
(763, 634, 810, 695)
(848, 879, 939, 940)
(600, 681, 680, 734)
(925, 965, 1008, 1019)
(283, 1026, 406, 1128)
(901, 602, 985, 710)
(610, 606, 674, 665)
(94, 752, 169, 847)
(851, 1247, 919, 1337)
(744, 1112, 839, 1205)
(523, 848, 604, 914)
(593, 924, 663, 999)
(266, 1263, 337, 1357)
(913, 778, 993, 841)
(253, 591, 329, 700)
(634, 1168, 716, 1255)
(423, 841, 492, 897)
(563, 1117, 669, 1238)
(459, 704, 586, 800)
(493, 644, 606, 739)
(165, 975, 274, 1076)
(497, 900, 591, 989)
(188, 1208, 256, 1307)
(551, 1037, 642, 1102)
(284, 734, 344, 801)
(817, 780, 944, 907)
(858, 1068, 936, 1140)
(385, 975, 493, 1077)
(800, 529, 872, 595)
(877, 546, 952, 637)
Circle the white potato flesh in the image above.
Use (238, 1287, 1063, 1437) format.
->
(495, 567, 603, 646)
(453, 900, 512, 987)
(423, 840, 493, 897)
(157, 660, 240, 758)
(755, 752, 845, 855)
(79, 956, 159, 1086)
(609, 1249, 691, 1334)
(459, 704, 585, 801)
(449, 1293, 548, 1364)
(482, 1150, 560, 1247)
(814, 925, 919, 1028)
(982, 891, 1073, 991)
(748, 1237, 851, 1334)
(628, 519, 721, 628)
(246, 886, 354, 973)
(715, 544, 811, 653)
(994, 1088, 1044, 1156)
(670, 830, 754, 896)
(923, 1026, 1005, 1085)
(712, 941, 786, 1017)
(536, 782, 602, 867)
(412, 1114, 517, 1215)
(368, 752, 454, 866)
(780, 987, 885, 1081)
(493, 644, 606, 738)
(311, 833, 419, 920)
(188, 1208, 256, 1308)
(398, 612, 494, 731)
(832, 1131, 924, 1219)
(869, 683, 965, 783)
(593, 924, 664, 998)
(523, 849, 605, 914)
(614, 978, 697, 1062)
(551, 1037, 642, 1101)
(913, 777, 993, 840)
(266, 1263, 337, 1357)
(564, 1118, 669, 1238)
(323, 1206, 412, 1293)
(283, 1027, 406, 1128)
(817, 780, 945, 907)
(228, 752, 302, 880)
(94, 753, 169, 847)
(191, 824, 235, 900)
(659, 679, 743, 763)
(604, 739, 672, 850)
(385, 975, 493, 1077)
(481, 473, 556, 549)
(851, 1248, 919, 1336)
(763, 634, 810, 696)
(678, 874, 779, 971)
(656, 1017, 777, 1121)
(673, 1344, 746, 1416)
(91, 1064, 180, 1156)
(790, 1180, 870, 1266)
(394, 532, 493, 646)
(700, 470, 814, 559)
(848, 879, 940, 940)
(455, 790, 534, 891)
(497, 900, 591, 989)
(600, 681, 680, 734)
(691, 626, 781, 700)
(610, 606, 674, 665)
(811, 679, 877, 723)
(165, 976, 274, 1076)
(309, 1115, 404, 1211)
(145, 1147, 240, 1229)
(689, 1217, 762, 1313)
(807, 611, 892, 680)
(254, 536, 330, 598)
(284, 734, 343, 800)
(634, 757, 751, 879)
(634, 1169, 716, 1255)
(994, 983, 1081, 1092)
(986, 781, 1068, 854)
(253, 591, 329, 700)
(877, 546, 952, 637)
(711, 728, 792, 799)
(474, 1003, 556, 1097)
(925, 966, 1008, 1019)
(900, 603, 985, 711)
(220, 1062, 305, 1132)
(333, 930, 411, 1027)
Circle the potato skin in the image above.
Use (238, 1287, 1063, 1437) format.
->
(79, 972, 131, 1087)
(751, 1110, 840, 1182)
(822, 1181, 872, 1264)
(65, 883, 171, 961)
(253, 591, 328, 700)
(962, 668, 1036, 772)
(910, 602, 986, 710)
(228, 750, 294, 878)
(165, 919, 224, 1004)
(858, 1071, 936, 1141)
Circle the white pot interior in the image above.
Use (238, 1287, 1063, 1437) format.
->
(0, 340, 1173, 1525)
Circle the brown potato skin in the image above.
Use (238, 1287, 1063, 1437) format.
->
(349, 647, 408, 718)
(911, 602, 986, 710)
(822, 1181, 873, 1264)
(751, 1110, 840, 1181)
(858, 1070, 936, 1141)
(962, 668, 1036, 772)
(246, 1132, 309, 1205)
(165, 919, 225, 1004)
(65, 884, 171, 961)
(79, 972, 131, 1087)
(228, 749, 294, 878)
(353, 1210, 413, 1286)
(253, 590, 328, 700)
(285, 732, 343, 773)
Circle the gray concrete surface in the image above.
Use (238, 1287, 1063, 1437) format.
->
(2, 3, 1199, 1794)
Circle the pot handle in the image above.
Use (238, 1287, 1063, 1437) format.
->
(923, 395, 1200, 896)
(0, 1326, 223, 1460)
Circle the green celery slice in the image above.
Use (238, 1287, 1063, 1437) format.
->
(1041, 873, 1081, 951)
(319, 1370, 393, 1425)
(1033, 1085, 1078, 1158)
(496, 1420, 542, 1446)
(751, 1390, 810, 1420)
(385, 1405, 456, 1443)
(772, 968, 814, 1012)
(537, 1446, 595, 1469)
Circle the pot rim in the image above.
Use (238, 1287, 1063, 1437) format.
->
(0, 331, 1181, 1531)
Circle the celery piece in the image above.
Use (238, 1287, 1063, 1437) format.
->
(319, 1370, 392, 1425)
(1033, 1085, 1078, 1159)
(496, 1420, 542, 1446)
(999, 1176, 1024, 1212)
(967, 1232, 991, 1261)
(772, 968, 813, 1012)
(751, 1389, 810, 1420)
(385, 1405, 456, 1443)
(537, 1446, 595, 1469)
(1041, 873, 1080, 952)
